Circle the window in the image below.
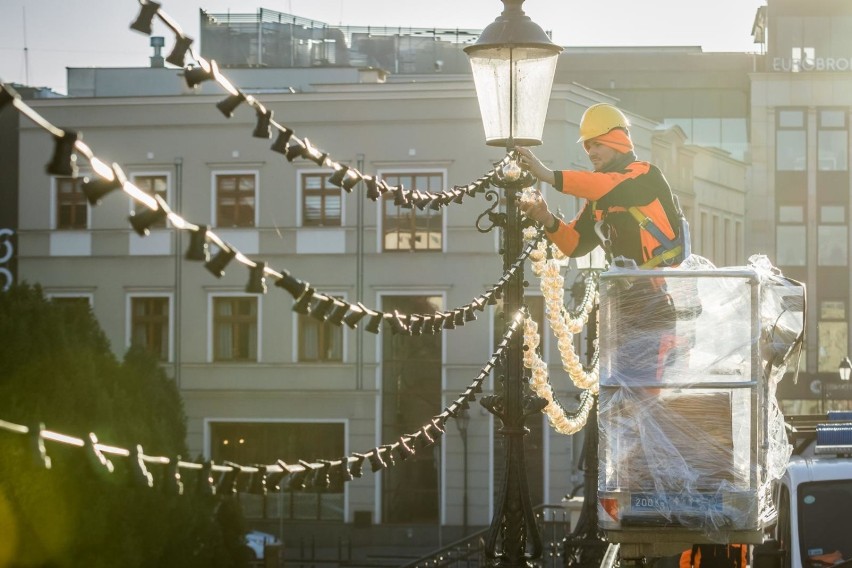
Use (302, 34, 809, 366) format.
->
(818, 205, 847, 266)
(791, 46, 815, 72)
(381, 172, 444, 252)
(298, 295, 343, 362)
(132, 174, 169, 228)
(301, 172, 341, 226)
(49, 294, 92, 309)
(777, 110, 807, 172)
(213, 296, 258, 361)
(210, 421, 344, 521)
(381, 294, 443, 523)
(818, 301, 847, 373)
(130, 296, 170, 361)
(55, 177, 88, 229)
(777, 205, 807, 266)
(818, 110, 848, 172)
(215, 173, 256, 227)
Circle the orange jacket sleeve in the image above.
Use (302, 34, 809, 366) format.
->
(558, 162, 651, 200)
(545, 220, 581, 256)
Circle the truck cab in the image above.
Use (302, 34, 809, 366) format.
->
(755, 413, 852, 568)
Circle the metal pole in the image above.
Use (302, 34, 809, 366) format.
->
(462, 425, 469, 534)
(356, 154, 365, 391)
(173, 157, 183, 390)
(478, 162, 544, 567)
(563, 298, 608, 568)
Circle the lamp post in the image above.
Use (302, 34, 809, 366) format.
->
(831, 356, 852, 413)
(465, 2, 561, 566)
(456, 408, 471, 535)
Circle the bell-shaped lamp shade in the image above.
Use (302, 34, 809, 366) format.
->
(166, 36, 194, 68)
(185, 225, 210, 261)
(46, 130, 79, 176)
(245, 262, 267, 294)
(464, 0, 562, 147)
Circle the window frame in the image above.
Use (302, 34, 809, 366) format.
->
(377, 169, 447, 253)
(294, 292, 347, 363)
(211, 170, 259, 228)
(52, 176, 90, 230)
(126, 292, 174, 362)
(205, 418, 349, 521)
(130, 171, 172, 229)
(208, 292, 262, 363)
(817, 108, 848, 172)
(299, 169, 343, 227)
(776, 204, 808, 267)
(817, 204, 848, 267)
(46, 292, 94, 307)
(776, 108, 808, 172)
(817, 299, 847, 373)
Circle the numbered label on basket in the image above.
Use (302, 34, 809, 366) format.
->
(630, 493, 723, 512)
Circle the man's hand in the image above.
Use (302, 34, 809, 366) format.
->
(516, 146, 556, 186)
(519, 188, 557, 230)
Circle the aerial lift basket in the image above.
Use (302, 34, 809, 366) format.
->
(596, 256, 804, 558)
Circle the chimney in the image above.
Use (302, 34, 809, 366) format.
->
(150, 36, 165, 68)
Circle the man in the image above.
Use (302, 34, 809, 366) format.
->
(518, 102, 687, 383)
(516, 102, 686, 269)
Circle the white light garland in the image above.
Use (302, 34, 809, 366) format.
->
(519, 211, 601, 436)
(523, 315, 595, 435)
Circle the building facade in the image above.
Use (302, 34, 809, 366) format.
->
(749, 0, 852, 410)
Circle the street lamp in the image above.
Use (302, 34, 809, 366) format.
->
(465, 0, 562, 148)
(829, 356, 852, 413)
(455, 408, 471, 535)
(466, 2, 562, 566)
(839, 356, 852, 383)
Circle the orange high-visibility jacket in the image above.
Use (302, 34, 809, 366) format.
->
(545, 152, 682, 266)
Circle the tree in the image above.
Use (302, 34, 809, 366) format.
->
(0, 283, 248, 568)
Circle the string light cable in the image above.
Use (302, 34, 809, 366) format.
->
(0, 309, 524, 492)
(0, 83, 542, 337)
(129, 0, 505, 212)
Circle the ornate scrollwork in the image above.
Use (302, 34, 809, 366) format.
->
(476, 189, 506, 233)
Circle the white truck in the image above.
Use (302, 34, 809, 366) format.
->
(754, 413, 852, 568)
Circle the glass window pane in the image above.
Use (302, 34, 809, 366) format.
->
(304, 176, 322, 190)
(304, 196, 322, 222)
(776, 226, 807, 266)
(818, 225, 848, 266)
(821, 205, 845, 224)
(821, 110, 845, 128)
(818, 321, 848, 372)
(777, 131, 807, 171)
(779, 110, 804, 128)
(821, 301, 846, 320)
(325, 196, 341, 219)
(779, 206, 804, 223)
(219, 177, 236, 191)
(818, 130, 848, 171)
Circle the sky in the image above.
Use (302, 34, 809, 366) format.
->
(0, 0, 766, 95)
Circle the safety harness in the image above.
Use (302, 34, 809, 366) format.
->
(627, 204, 691, 268)
(593, 198, 691, 269)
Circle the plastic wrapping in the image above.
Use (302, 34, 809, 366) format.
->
(597, 254, 804, 542)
